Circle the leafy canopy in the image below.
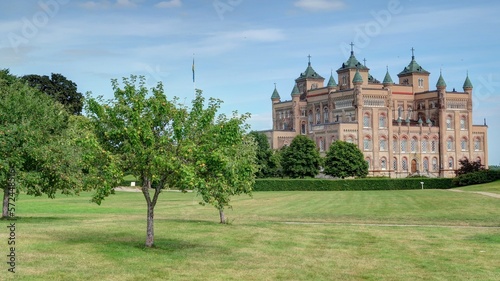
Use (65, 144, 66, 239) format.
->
(323, 140, 368, 178)
(281, 135, 321, 178)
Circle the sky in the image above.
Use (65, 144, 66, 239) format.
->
(1, 0, 499, 165)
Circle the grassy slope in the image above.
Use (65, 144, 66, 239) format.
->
(4, 187, 500, 281)
(456, 179, 500, 194)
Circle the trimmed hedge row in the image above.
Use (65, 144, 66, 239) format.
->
(452, 169, 500, 187)
(253, 178, 453, 191)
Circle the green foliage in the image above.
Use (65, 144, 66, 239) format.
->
(190, 96, 257, 222)
(324, 140, 368, 178)
(452, 169, 500, 187)
(281, 135, 321, 178)
(254, 178, 453, 191)
(0, 74, 95, 217)
(248, 131, 278, 178)
(456, 158, 484, 176)
(22, 73, 84, 115)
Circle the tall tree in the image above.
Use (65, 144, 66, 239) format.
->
(22, 73, 83, 115)
(281, 135, 321, 178)
(248, 131, 276, 178)
(193, 103, 257, 223)
(324, 140, 368, 178)
(0, 75, 93, 218)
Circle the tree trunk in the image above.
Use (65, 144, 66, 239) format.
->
(141, 178, 155, 247)
(219, 208, 226, 224)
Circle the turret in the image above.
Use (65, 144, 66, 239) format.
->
(271, 84, 280, 104)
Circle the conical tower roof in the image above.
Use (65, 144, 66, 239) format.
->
(327, 71, 337, 87)
(436, 71, 447, 88)
(271, 84, 280, 100)
(291, 84, 300, 96)
(297, 55, 324, 80)
(383, 68, 394, 84)
(398, 48, 430, 76)
(463, 73, 473, 89)
(352, 69, 363, 83)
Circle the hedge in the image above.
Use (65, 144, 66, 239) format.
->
(253, 178, 453, 191)
(452, 169, 500, 187)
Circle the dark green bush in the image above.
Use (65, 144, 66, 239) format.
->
(452, 169, 500, 187)
(254, 178, 453, 191)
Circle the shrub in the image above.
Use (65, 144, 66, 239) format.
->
(254, 178, 453, 191)
(452, 169, 500, 187)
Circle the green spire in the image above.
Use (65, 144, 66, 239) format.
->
(436, 71, 447, 88)
(327, 71, 337, 87)
(398, 48, 429, 76)
(383, 67, 394, 84)
(338, 43, 368, 71)
(271, 84, 280, 100)
(463, 72, 473, 89)
(297, 55, 324, 80)
(291, 84, 300, 96)
(352, 68, 363, 84)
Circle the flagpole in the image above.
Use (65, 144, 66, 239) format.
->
(192, 53, 196, 98)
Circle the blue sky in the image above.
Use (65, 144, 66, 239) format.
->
(1, 0, 499, 165)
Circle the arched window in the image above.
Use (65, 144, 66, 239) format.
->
(346, 136, 354, 143)
(397, 106, 403, 119)
(423, 157, 429, 172)
(474, 137, 481, 151)
(461, 137, 468, 151)
(323, 107, 329, 123)
(432, 157, 438, 171)
(319, 138, 325, 152)
(407, 107, 413, 119)
(402, 157, 408, 171)
(411, 137, 418, 152)
(401, 137, 407, 152)
(379, 136, 387, 151)
(379, 113, 386, 128)
(316, 108, 321, 124)
(431, 137, 438, 153)
(447, 137, 453, 151)
(460, 116, 466, 130)
(301, 122, 306, 135)
(421, 137, 428, 153)
(363, 113, 371, 128)
(446, 115, 453, 129)
(366, 158, 371, 170)
(393, 136, 398, 152)
(308, 111, 313, 130)
(448, 157, 454, 169)
(380, 157, 387, 170)
(393, 157, 398, 171)
(364, 136, 372, 151)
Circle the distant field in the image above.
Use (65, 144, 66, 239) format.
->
(3, 181, 500, 281)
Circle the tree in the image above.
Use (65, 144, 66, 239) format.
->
(0, 75, 92, 218)
(22, 73, 84, 115)
(456, 158, 484, 176)
(193, 105, 257, 223)
(281, 135, 321, 178)
(248, 131, 276, 178)
(323, 141, 368, 179)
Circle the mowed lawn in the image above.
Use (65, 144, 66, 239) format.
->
(4, 181, 500, 281)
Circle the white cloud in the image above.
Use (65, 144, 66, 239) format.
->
(155, 0, 182, 8)
(294, 0, 345, 12)
(79, 0, 138, 9)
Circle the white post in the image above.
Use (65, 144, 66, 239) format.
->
(420, 181, 424, 189)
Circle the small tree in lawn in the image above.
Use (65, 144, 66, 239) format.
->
(281, 135, 321, 178)
(248, 131, 275, 178)
(193, 107, 257, 223)
(324, 140, 368, 178)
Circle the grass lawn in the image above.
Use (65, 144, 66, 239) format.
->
(3, 181, 500, 281)
(456, 179, 500, 194)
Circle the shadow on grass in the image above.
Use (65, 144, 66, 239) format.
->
(9, 216, 73, 222)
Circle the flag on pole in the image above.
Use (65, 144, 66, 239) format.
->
(192, 57, 195, 83)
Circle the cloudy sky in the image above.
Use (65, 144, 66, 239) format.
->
(1, 0, 499, 164)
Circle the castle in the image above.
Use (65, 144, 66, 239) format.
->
(263, 47, 488, 178)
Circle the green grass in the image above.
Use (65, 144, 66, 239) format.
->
(456, 179, 500, 194)
(3, 185, 500, 281)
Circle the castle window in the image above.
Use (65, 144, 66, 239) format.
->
(323, 107, 329, 123)
(460, 116, 466, 130)
(379, 136, 387, 151)
(319, 138, 325, 152)
(421, 138, 428, 153)
(431, 138, 437, 153)
(423, 157, 429, 172)
(316, 108, 321, 124)
(363, 136, 372, 151)
(363, 113, 371, 128)
(401, 137, 407, 152)
(446, 115, 453, 130)
(432, 157, 438, 171)
(381, 157, 387, 170)
(447, 137, 453, 151)
(402, 157, 408, 171)
(301, 123, 306, 135)
(474, 138, 481, 151)
(418, 78, 424, 88)
(411, 137, 417, 152)
(461, 137, 468, 151)
(393, 158, 398, 171)
(448, 157, 454, 169)
(346, 136, 354, 143)
(379, 114, 386, 128)
(366, 158, 371, 169)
